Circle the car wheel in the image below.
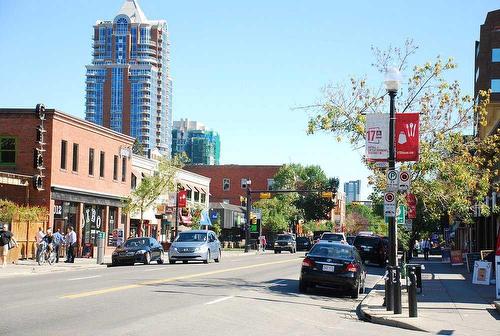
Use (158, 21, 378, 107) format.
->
(144, 252, 151, 265)
(351, 281, 360, 299)
(169, 259, 176, 264)
(204, 250, 211, 264)
(157, 251, 164, 264)
(274, 250, 278, 254)
(298, 280, 308, 293)
(214, 250, 221, 263)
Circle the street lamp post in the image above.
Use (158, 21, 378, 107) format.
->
(245, 179, 252, 253)
(385, 67, 402, 314)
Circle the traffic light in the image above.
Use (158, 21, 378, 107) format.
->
(240, 196, 247, 206)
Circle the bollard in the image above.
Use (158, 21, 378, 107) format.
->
(393, 266, 402, 314)
(408, 265, 418, 317)
(385, 266, 394, 311)
(415, 264, 422, 293)
(96, 233, 105, 265)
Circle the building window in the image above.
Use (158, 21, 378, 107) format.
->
(131, 173, 137, 190)
(267, 179, 275, 190)
(223, 178, 230, 191)
(194, 189, 200, 202)
(201, 193, 206, 204)
(113, 155, 118, 181)
(222, 199, 230, 204)
(491, 79, 500, 93)
(492, 49, 500, 62)
(60, 140, 67, 169)
(0, 137, 16, 166)
(99, 151, 105, 178)
(88, 148, 94, 176)
(186, 189, 192, 200)
(121, 157, 127, 182)
(72, 143, 79, 172)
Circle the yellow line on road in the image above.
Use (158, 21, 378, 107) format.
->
(61, 258, 299, 299)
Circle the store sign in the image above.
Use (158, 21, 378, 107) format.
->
(366, 113, 389, 161)
(472, 261, 492, 285)
(396, 113, 420, 162)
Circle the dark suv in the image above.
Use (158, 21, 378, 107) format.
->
(296, 236, 312, 251)
(274, 234, 296, 253)
(353, 235, 387, 267)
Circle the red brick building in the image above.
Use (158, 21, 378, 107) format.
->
(0, 107, 134, 256)
(184, 165, 282, 205)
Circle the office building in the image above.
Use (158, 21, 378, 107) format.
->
(85, 0, 172, 156)
(172, 119, 220, 165)
(343, 180, 361, 204)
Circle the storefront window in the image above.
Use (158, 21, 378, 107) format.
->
(83, 204, 104, 245)
(108, 207, 118, 246)
(53, 200, 78, 233)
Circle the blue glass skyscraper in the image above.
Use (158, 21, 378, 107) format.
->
(85, 0, 172, 157)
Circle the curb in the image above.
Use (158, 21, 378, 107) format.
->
(357, 279, 428, 333)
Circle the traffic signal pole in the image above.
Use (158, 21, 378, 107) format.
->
(244, 186, 251, 253)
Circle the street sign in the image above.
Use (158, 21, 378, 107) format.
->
(398, 170, 411, 192)
(259, 192, 271, 199)
(387, 170, 398, 191)
(384, 192, 396, 217)
(396, 205, 406, 225)
(404, 219, 413, 231)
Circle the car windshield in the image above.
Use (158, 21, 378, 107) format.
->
(310, 244, 353, 259)
(124, 238, 149, 248)
(277, 234, 293, 241)
(176, 232, 207, 242)
(354, 236, 380, 247)
(321, 233, 343, 241)
(297, 237, 309, 242)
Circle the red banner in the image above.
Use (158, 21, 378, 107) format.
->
(406, 193, 417, 219)
(177, 190, 187, 208)
(396, 113, 419, 162)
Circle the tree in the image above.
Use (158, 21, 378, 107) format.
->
(0, 199, 48, 223)
(132, 139, 144, 156)
(212, 217, 222, 236)
(123, 156, 183, 236)
(254, 197, 298, 233)
(305, 39, 499, 230)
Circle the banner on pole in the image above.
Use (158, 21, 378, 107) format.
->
(177, 190, 187, 208)
(366, 113, 389, 161)
(396, 113, 420, 162)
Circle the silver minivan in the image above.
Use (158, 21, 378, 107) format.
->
(169, 230, 221, 264)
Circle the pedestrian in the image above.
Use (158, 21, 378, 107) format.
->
(35, 227, 45, 263)
(65, 226, 77, 263)
(52, 228, 64, 263)
(261, 236, 267, 252)
(422, 238, 431, 261)
(0, 223, 16, 268)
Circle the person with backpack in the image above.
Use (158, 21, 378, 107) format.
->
(0, 223, 15, 268)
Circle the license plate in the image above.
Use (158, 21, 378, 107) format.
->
(323, 265, 335, 272)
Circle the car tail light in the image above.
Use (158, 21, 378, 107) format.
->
(346, 263, 358, 272)
(302, 257, 315, 268)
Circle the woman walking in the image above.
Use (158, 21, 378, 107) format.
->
(0, 223, 15, 268)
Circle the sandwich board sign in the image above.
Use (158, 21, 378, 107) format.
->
(384, 192, 396, 217)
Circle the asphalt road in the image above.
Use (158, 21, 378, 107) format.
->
(0, 252, 423, 336)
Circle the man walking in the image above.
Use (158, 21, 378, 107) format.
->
(0, 224, 14, 268)
(35, 227, 45, 263)
(65, 226, 77, 263)
(53, 228, 64, 263)
(422, 238, 431, 261)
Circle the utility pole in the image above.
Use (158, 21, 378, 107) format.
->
(245, 182, 251, 253)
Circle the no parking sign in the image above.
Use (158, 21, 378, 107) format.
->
(398, 170, 411, 192)
(384, 192, 396, 217)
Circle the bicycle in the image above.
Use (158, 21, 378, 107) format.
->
(37, 241, 56, 265)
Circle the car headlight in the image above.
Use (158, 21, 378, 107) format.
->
(195, 246, 208, 252)
(172, 247, 178, 252)
(287, 242, 292, 245)
(136, 249, 146, 255)
(274, 242, 278, 246)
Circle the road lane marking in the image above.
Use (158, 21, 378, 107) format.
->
(205, 296, 234, 305)
(61, 258, 299, 299)
(67, 275, 101, 281)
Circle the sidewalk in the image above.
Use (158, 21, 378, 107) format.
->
(359, 255, 500, 335)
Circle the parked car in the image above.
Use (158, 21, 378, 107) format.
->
(299, 242, 366, 298)
(112, 237, 164, 266)
(274, 234, 296, 253)
(169, 230, 221, 264)
(319, 232, 346, 243)
(353, 234, 387, 267)
(296, 236, 313, 251)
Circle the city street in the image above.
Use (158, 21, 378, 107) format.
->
(0, 252, 421, 336)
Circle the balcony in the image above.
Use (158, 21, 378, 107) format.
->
(86, 101, 96, 107)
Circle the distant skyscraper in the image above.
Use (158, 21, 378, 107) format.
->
(172, 119, 220, 165)
(344, 180, 361, 204)
(85, 0, 172, 157)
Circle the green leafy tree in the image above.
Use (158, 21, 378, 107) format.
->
(132, 139, 144, 156)
(254, 198, 298, 233)
(212, 217, 222, 236)
(123, 156, 183, 236)
(305, 39, 499, 231)
(0, 199, 48, 222)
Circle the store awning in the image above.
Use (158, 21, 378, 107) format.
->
(200, 187, 206, 194)
(183, 184, 192, 190)
(193, 186, 200, 193)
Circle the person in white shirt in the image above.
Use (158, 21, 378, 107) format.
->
(422, 238, 431, 260)
(35, 227, 45, 263)
(65, 226, 77, 263)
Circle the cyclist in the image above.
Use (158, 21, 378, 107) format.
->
(38, 229, 55, 264)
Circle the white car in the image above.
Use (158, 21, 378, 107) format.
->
(319, 232, 347, 244)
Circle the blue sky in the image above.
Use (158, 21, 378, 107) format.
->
(0, 0, 496, 199)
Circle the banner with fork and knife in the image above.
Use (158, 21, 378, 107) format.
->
(395, 113, 420, 162)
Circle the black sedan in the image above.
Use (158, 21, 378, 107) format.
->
(112, 237, 165, 266)
(296, 236, 312, 251)
(299, 242, 366, 298)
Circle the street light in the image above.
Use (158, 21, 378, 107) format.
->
(244, 179, 252, 253)
(384, 66, 402, 314)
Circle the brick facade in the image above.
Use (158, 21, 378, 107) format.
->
(184, 165, 282, 205)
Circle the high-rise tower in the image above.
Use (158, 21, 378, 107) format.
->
(85, 0, 172, 157)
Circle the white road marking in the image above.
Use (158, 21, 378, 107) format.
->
(67, 275, 101, 281)
(204, 296, 234, 305)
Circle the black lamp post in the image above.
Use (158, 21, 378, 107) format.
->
(384, 66, 402, 314)
(244, 179, 252, 253)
